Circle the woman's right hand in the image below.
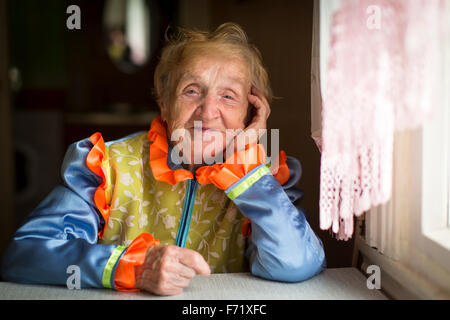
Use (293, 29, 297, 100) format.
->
(134, 245, 211, 296)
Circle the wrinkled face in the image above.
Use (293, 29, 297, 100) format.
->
(160, 54, 251, 167)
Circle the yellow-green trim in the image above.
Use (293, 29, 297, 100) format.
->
(227, 165, 270, 200)
(102, 245, 126, 289)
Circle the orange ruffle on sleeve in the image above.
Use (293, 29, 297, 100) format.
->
(86, 132, 110, 239)
(114, 233, 160, 292)
(196, 143, 267, 190)
(271, 150, 290, 186)
(148, 115, 193, 185)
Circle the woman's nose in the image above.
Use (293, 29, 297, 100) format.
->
(197, 93, 220, 121)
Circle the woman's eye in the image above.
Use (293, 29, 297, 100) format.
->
(186, 89, 197, 95)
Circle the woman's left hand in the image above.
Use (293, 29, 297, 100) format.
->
(228, 86, 271, 155)
(246, 85, 271, 133)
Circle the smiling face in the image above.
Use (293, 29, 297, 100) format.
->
(160, 53, 251, 168)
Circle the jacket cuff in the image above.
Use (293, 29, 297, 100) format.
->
(102, 245, 127, 289)
(113, 233, 160, 292)
(225, 164, 271, 200)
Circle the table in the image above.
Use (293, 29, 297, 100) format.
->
(0, 268, 387, 300)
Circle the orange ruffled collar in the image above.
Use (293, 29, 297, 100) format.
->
(147, 115, 289, 189)
(147, 115, 194, 185)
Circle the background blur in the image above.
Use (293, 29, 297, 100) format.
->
(0, 0, 354, 270)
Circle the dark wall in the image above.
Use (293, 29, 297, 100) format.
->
(7, 0, 178, 228)
(210, 0, 355, 268)
(9, 0, 178, 113)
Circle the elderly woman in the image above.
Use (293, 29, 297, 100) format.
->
(1, 23, 326, 295)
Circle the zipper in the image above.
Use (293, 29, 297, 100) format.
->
(175, 178, 199, 248)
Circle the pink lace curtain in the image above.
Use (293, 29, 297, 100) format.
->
(315, 0, 448, 240)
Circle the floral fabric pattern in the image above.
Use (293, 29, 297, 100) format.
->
(98, 133, 247, 273)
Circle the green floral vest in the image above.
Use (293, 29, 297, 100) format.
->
(98, 132, 248, 273)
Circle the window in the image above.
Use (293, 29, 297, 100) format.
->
(358, 15, 450, 298)
(418, 38, 450, 267)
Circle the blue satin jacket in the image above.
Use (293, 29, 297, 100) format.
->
(1, 132, 326, 289)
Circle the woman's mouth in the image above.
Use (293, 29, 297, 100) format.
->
(192, 125, 218, 133)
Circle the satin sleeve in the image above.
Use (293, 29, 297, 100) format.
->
(0, 137, 121, 289)
(226, 156, 326, 283)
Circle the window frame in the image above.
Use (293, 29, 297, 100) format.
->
(412, 30, 450, 274)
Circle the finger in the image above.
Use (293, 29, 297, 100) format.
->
(168, 272, 192, 288)
(175, 263, 197, 279)
(250, 85, 262, 96)
(161, 268, 194, 291)
(144, 245, 162, 266)
(156, 287, 183, 296)
(248, 92, 270, 118)
(139, 267, 189, 293)
(247, 94, 262, 110)
(251, 86, 270, 107)
(143, 280, 184, 296)
(177, 248, 211, 276)
(157, 256, 196, 280)
(248, 98, 270, 126)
